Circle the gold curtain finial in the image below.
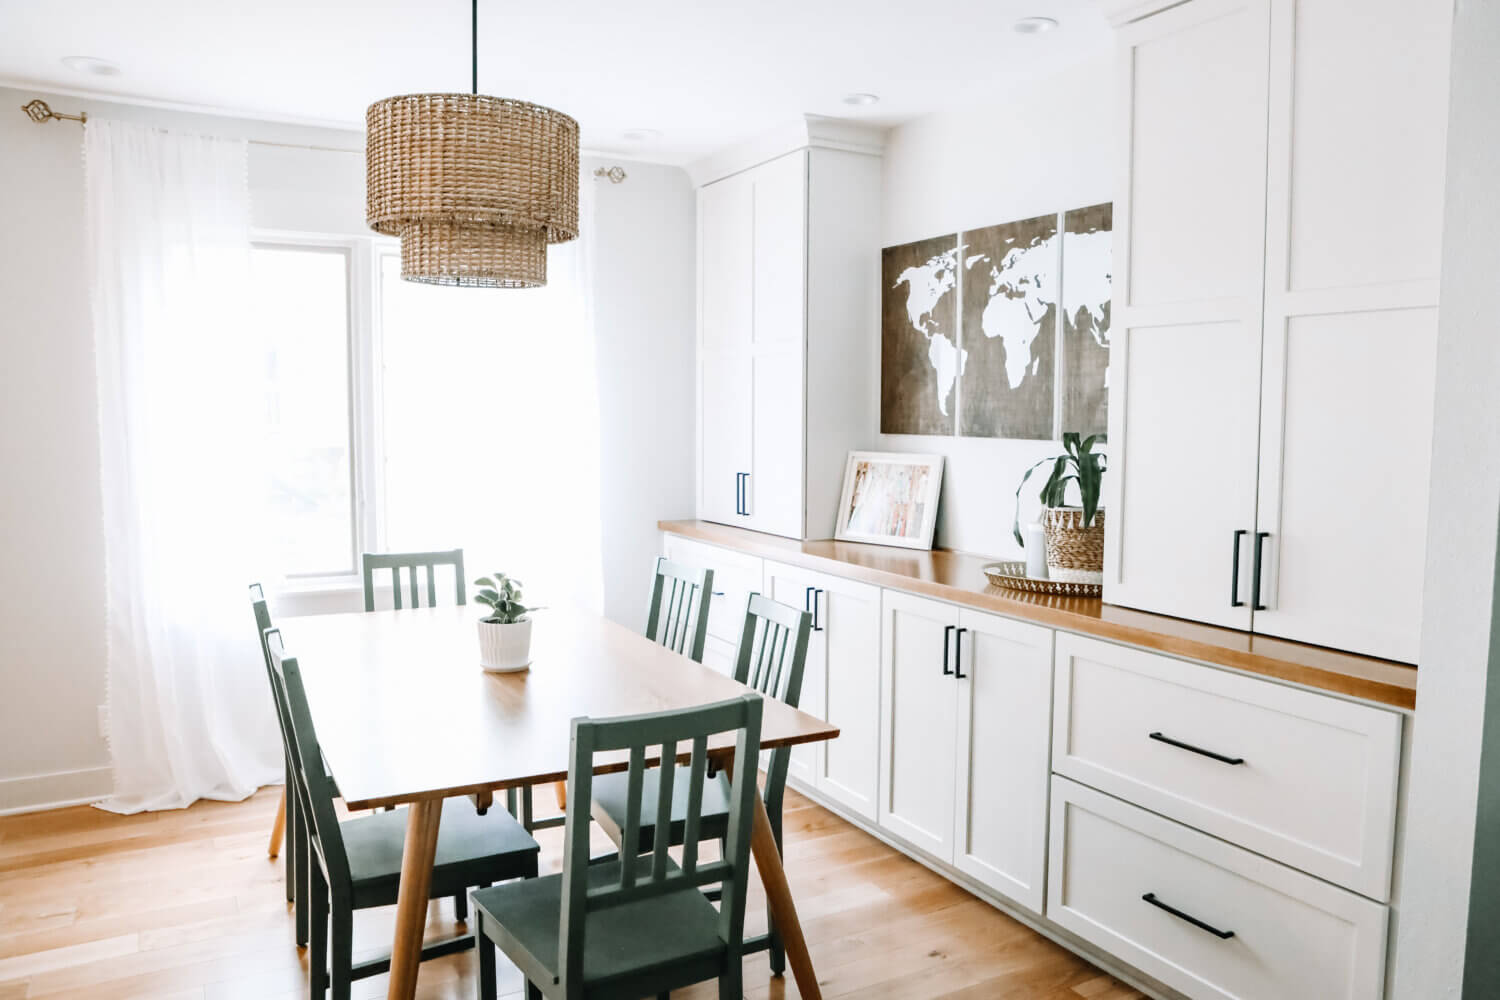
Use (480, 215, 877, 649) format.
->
(22, 99, 86, 125)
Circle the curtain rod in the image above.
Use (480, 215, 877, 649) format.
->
(25, 99, 635, 169)
(20, 98, 362, 154)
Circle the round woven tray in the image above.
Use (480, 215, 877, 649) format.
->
(983, 562, 1102, 598)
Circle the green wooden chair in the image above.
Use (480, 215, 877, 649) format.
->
(472, 694, 764, 1000)
(591, 593, 811, 976)
(361, 549, 466, 612)
(249, 584, 308, 944)
(264, 629, 541, 1000)
(645, 556, 715, 662)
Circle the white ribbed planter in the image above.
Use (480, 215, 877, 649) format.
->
(477, 618, 532, 673)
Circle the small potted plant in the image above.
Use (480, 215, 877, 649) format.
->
(1013, 432, 1108, 584)
(474, 572, 540, 673)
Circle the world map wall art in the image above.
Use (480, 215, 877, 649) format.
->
(880, 203, 1112, 440)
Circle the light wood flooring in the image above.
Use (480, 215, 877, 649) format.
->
(0, 786, 1146, 999)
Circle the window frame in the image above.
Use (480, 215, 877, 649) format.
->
(251, 229, 395, 590)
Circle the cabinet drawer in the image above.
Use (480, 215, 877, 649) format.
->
(661, 533, 764, 645)
(1052, 634, 1401, 899)
(1050, 777, 1385, 1000)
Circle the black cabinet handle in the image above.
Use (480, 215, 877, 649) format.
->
(1230, 530, 1246, 607)
(812, 589, 823, 631)
(1142, 892, 1235, 940)
(1251, 531, 1270, 610)
(804, 586, 814, 614)
(1148, 731, 1245, 766)
(954, 627, 968, 679)
(734, 473, 745, 515)
(943, 625, 954, 675)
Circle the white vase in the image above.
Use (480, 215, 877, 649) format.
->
(477, 618, 533, 673)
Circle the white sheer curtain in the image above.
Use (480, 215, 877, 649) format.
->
(86, 119, 282, 813)
(379, 173, 604, 613)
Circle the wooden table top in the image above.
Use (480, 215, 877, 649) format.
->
(280, 605, 839, 810)
(660, 519, 1419, 711)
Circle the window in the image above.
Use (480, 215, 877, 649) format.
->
(251, 233, 602, 609)
(249, 244, 356, 577)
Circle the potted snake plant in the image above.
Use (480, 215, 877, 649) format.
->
(474, 572, 540, 673)
(1012, 433, 1108, 584)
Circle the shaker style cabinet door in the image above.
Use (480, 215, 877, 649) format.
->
(764, 560, 827, 790)
(952, 609, 1054, 914)
(877, 589, 959, 861)
(1249, 0, 1450, 662)
(1103, 0, 1271, 631)
(697, 172, 754, 526)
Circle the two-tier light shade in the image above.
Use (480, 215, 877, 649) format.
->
(365, 93, 579, 288)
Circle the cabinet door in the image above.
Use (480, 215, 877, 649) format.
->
(1103, 0, 1271, 630)
(1250, 0, 1450, 662)
(816, 569, 883, 820)
(878, 590, 959, 860)
(697, 174, 754, 526)
(952, 609, 1054, 913)
(764, 560, 825, 789)
(745, 152, 807, 539)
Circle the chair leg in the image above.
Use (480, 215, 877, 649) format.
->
(477, 912, 497, 1000)
(768, 809, 786, 976)
(309, 861, 329, 999)
(454, 890, 468, 924)
(718, 960, 743, 1000)
(270, 787, 286, 858)
(330, 901, 353, 1000)
(295, 801, 310, 948)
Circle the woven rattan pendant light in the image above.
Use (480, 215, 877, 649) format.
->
(365, 0, 579, 288)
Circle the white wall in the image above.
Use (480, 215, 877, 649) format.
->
(876, 55, 1113, 556)
(0, 85, 696, 812)
(1391, 0, 1500, 993)
(587, 158, 698, 626)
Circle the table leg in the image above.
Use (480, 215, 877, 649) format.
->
(387, 798, 443, 1000)
(268, 787, 287, 858)
(748, 790, 821, 999)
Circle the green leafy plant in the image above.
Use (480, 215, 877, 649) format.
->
(473, 572, 540, 625)
(1012, 432, 1108, 547)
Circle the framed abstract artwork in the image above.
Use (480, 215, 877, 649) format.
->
(834, 451, 944, 551)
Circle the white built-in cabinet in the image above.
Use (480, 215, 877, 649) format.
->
(695, 124, 882, 540)
(1104, 0, 1452, 663)
(878, 591, 1054, 912)
(763, 559, 883, 821)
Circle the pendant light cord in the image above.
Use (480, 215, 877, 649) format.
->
(471, 0, 478, 95)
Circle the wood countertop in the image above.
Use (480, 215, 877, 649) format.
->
(659, 520, 1418, 711)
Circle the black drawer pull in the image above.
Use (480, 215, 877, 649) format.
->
(1148, 731, 1245, 766)
(1142, 892, 1235, 940)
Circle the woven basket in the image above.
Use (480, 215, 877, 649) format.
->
(1042, 508, 1105, 584)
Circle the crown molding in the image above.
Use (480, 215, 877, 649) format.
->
(686, 114, 887, 188)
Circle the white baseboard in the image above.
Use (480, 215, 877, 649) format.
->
(0, 765, 112, 816)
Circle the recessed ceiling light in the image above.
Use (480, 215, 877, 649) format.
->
(842, 93, 881, 107)
(1013, 16, 1059, 34)
(620, 128, 660, 143)
(60, 55, 121, 76)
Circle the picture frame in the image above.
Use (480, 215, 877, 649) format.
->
(834, 451, 944, 551)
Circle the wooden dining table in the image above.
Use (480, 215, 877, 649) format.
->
(282, 603, 839, 1000)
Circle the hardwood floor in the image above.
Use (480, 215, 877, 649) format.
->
(0, 786, 1145, 999)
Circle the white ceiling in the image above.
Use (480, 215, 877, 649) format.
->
(0, 0, 1110, 165)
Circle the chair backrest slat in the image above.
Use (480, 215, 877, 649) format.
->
(680, 734, 708, 876)
(559, 695, 762, 994)
(644, 557, 713, 662)
(362, 549, 466, 612)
